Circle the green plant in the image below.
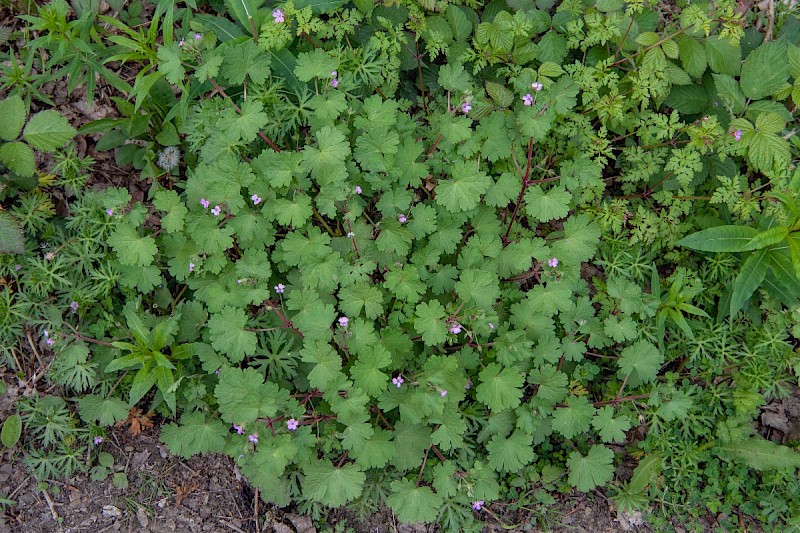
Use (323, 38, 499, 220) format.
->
(6, 0, 800, 530)
(90, 451, 129, 489)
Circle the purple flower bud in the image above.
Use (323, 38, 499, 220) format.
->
(398, 214, 407, 223)
(200, 198, 210, 209)
(248, 433, 258, 445)
(465, 379, 472, 390)
(354, 185, 363, 195)
(522, 94, 533, 106)
(732, 129, 743, 141)
(287, 418, 299, 431)
(461, 102, 472, 114)
(69, 301, 79, 313)
(489, 322, 495, 330)
(330, 78, 339, 88)
(449, 322, 462, 335)
(178, 39, 184, 47)
(272, 8, 284, 23)
(440, 390, 447, 397)
(251, 193, 262, 205)
(93, 436, 103, 445)
(548, 257, 558, 268)
(338, 316, 349, 328)
(14, 265, 21, 271)
(331, 71, 338, 78)
(193, 33, 201, 40)
(46, 338, 55, 347)
(472, 500, 484, 511)
(233, 424, 245, 435)
(211, 205, 222, 216)
(188, 262, 195, 273)
(106, 209, 114, 216)
(275, 283, 285, 294)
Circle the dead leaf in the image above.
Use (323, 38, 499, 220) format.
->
(117, 407, 154, 436)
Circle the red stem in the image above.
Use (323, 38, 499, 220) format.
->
(502, 137, 534, 244)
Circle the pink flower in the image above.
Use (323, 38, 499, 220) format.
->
(248, 433, 258, 445)
(272, 8, 284, 23)
(93, 436, 103, 445)
(461, 101, 472, 114)
(732, 129, 743, 141)
(188, 262, 195, 273)
(354, 185, 362, 195)
(275, 283, 285, 294)
(392, 376, 404, 388)
(251, 194, 262, 205)
(449, 322, 462, 335)
(193, 33, 201, 40)
(489, 322, 494, 330)
(331, 71, 338, 78)
(522, 94, 533, 106)
(69, 301, 79, 313)
(211, 205, 222, 216)
(472, 500, 484, 511)
(200, 198, 210, 209)
(105, 209, 113, 216)
(233, 424, 245, 435)
(46, 338, 55, 347)
(178, 39, 184, 47)
(287, 418, 299, 431)
(338, 316, 349, 328)
(531, 82, 543, 91)
(398, 214, 407, 223)
(548, 257, 558, 268)
(440, 390, 447, 397)
(330, 78, 339, 88)
(465, 379, 472, 390)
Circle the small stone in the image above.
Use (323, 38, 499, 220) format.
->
(102, 505, 122, 518)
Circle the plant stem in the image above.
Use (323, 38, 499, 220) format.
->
(502, 137, 534, 244)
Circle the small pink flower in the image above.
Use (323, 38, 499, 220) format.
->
(211, 205, 222, 216)
(465, 379, 472, 390)
(398, 214, 407, 223)
(178, 39, 184, 47)
(200, 198, 210, 209)
(354, 185, 363, 195)
(14, 265, 21, 271)
(188, 262, 195, 273)
(251, 193, 262, 205)
(440, 390, 447, 397)
(331, 71, 338, 78)
(330, 78, 339, 88)
(93, 436, 103, 445)
(105, 209, 114, 216)
(732, 129, 743, 141)
(522, 94, 533, 106)
(287, 418, 299, 431)
(248, 433, 258, 445)
(338, 316, 349, 328)
(548, 257, 558, 268)
(449, 322, 462, 335)
(489, 322, 494, 330)
(193, 33, 201, 40)
(461, 102, 472, 114)
(272, 8, 284, 23)
(392, 376, 404, 388)
(46, 338, 55, 347)
(233, 424, 245, 435)
(69, 301, 79, 313)
(531, 82, 543, 91)
(472, 500, 484, 511)
(275, 283, 285, 294)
